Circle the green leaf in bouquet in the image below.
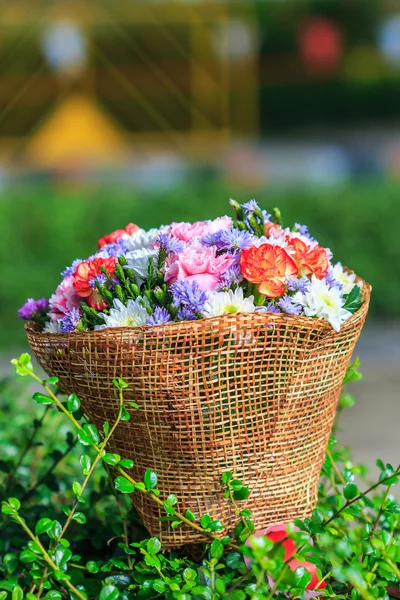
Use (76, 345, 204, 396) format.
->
(343, 285, 363, 314)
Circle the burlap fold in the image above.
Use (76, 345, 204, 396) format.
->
(26, 279, 370, 547)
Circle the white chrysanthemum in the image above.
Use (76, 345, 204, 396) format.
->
(43, 320, 62, 333)
(331, 262, 361, 295)
(293, 275, 352, 332)
(100, 298, 149, 328)
(125, 248, 158, 279)
(252, 235, 288, 250)
(124, 228, 161, 251)
(203, 288, 255, 317)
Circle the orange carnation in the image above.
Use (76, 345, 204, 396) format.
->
(73, 257, 117, 310)
(240, 243, 298, 298)
(98, 223, 140, 249)
(287, 237, 329, 279)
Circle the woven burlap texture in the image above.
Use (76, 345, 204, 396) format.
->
(26, 280, 370, 548)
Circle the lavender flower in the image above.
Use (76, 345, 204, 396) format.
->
(242, 199, 260, 214)
(177, 306, 198, 321)
(262, 209, 271, 222)
(294, 223, 316, 242)
(147, 306, 173, 326)
(256, 302, 281, 314)
(89, 273, 107, 289)
(60, 308, 82, 333)
(287, 276, 310, 294)
(100, 239, 127, 258)
(171, 280, 208, 318)
(18, 298, 49, 320)
(157, 233, 184, 255)
(325, 269, 344, 291)
(61, 259, 83, 278)
(277, 295, 302, 316)
(219, 263, 243, 288)
(202, 229, 253, 252)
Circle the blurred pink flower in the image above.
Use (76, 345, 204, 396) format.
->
(245, 523, 326, 596)
(168, 216, 232, 243)
(49, 275, 80, 320)
(164, 246, 234, 291)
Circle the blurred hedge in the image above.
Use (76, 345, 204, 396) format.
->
(2, 181, 399, 350)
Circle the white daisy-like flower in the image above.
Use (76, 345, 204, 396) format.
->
(124, 228, 161, 252)
(331, 262, 361, 295)
(293, 275, 352, 332)
(252, 235, 289, 250)
(202, 288, 255, 317)
(100, 298, 149, 328)
(43, 320, 62, 333)
(125, 248, 158, 279)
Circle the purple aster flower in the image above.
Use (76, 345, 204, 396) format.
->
(287, 276, 310, 294)
(202, 229, 253, 252)
(177, 306, 198, 321)
(100, 238, 127, 258)
(18, 298, 49, 320)
(277, 295, 302, 316)
(219, 263, 243, 288)
(61, 259, 83, 278)
(157, 233, 184, 255)
(255, 302, 281, 314)
(147, 306, 173, 326)
(262, 209, 271, 222)
(242, 199, 260, 214)
(60, 308, 82, 333)
(89, 273, 107, 289)
(293, 223, 316, 242)
(171, 280, 208, 315)
(325, 269, 343, 291)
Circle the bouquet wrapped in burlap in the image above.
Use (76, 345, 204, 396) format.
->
(26, 279, 369, 547)
(20, 199, 371, 547)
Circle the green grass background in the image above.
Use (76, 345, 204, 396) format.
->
(2, 181, 399, 349)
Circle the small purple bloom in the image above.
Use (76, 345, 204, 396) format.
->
(287, 276, 310, 294)
(157, 233, 184, 255)
(277, 295, 302, 316)
(242, 199, 260, 214)
(18, 298, 49, 320)
(325, 269, 343, 291)
(219, 262, 243, 288)
(171, 280, 208, 315)
(60, 308, 82, 333)
(202, 229, 253, 252)
(262, 209, 271, 222)
(294, 223, 316, 242)
(89, 273, 107, 289)
(264, 302, 281, 314)
(147, 306, 172, 326)
(177, 306, 198, 321)
(61, 259, 83, 278)
(100, 238, 127, 258)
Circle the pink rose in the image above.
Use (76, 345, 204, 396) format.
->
(168, 216, 232, 243)
(164, 246, 234, 291)
(49, 275, 81, 320)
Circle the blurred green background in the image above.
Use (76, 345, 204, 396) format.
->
(1, 0, 400, 351)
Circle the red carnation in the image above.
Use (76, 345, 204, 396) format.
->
(98, 223, 140, 249)
(73, 257, 117, 310)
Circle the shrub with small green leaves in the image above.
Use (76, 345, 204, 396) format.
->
(0, 355, 398, 599)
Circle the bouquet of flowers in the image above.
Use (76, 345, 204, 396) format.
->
(19, 199, 364, 333)
(21, 199, 369, 547)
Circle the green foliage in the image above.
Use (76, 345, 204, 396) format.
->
(0, 355, 399, 599)
(3, 181, 400, 347)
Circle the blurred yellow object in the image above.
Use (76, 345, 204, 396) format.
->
(26, 94, 126, 167)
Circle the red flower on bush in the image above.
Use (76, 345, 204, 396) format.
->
(98, 223, 140, 249)
(287, 237, 329, 279)
(245, 523, 326, 593)
(73, 257, 117, 310)
(240, 243, 298, 298)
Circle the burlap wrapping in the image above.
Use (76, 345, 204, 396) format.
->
(26, 279, 370, 547)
